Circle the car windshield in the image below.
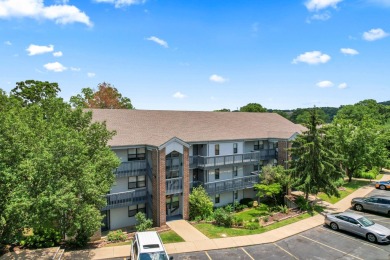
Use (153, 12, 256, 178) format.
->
(140, 252, 168, 260)
(357, 217, 375, 227)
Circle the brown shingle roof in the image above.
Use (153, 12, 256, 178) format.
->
(90, 109, 303, 147)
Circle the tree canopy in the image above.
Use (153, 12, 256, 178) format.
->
(70, 82, 134, 109)
(289, 108, 343, 199)
(0, 82, 119, 247)
(239, 103, 267, 112)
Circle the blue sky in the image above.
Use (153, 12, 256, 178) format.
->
(1, 0, 389, 111)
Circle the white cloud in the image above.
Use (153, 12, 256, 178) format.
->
(94, 0, 146, 8)
(146, 36, 168, 48)
(4, 40, 11, 45)
(87, 72, 96, 78)
(292, 51, 331, 64)
(26, 44, 54, 56)
(340, 48, 359, 55)
(173, 91, 186, 99)
(308, 12, 331, 21)
(363, 28, 389, 41)
(338, 82, 348, 89)
(43, 62, 67, 72)
(209, 74, 228, 83)
(316, 80, 334, 88)
(305, 0, 343, 11)
(0, 0, 92, 27)
(70, 67, 81, 71)
(53, 51, 63, 57)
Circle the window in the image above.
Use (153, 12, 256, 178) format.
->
(128, 175, 146, 189)
(254, 141, 264, 151)
(128, 147, 146, 161)
(215, 194, 220, 204)
(234, 191, 238, 200)
(233, 143, 238, 154)
(233, 166, 238, 177)
(215, 144, 220, 155)
(215, 168, 220, 180)
(253, 164, 259, 172)
(167, 170, 179, 179)
(128, 203, 146, 217)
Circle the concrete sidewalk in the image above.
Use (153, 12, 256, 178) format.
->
(59, 173, 389, 259)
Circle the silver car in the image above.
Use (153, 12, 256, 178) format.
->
(324, 212, 390, 243)
(351, 195, 390, 215)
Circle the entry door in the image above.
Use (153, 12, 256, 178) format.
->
(101, 210, 110, 231)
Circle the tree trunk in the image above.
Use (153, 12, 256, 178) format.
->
(347, 168, 352, 182)
(305, 192, 309, 201)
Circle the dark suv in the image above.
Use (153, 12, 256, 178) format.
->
(351, 196, 390, 215)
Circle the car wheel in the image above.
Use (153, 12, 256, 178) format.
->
(380, 185, 386, 190)
(367, 233, 377, 243)
(330, 222, 339, 231)
(354, 204, 363, 211)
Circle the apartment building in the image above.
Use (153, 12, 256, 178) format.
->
(91, 110, 304, 231)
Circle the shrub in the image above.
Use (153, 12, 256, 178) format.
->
(21, 227, 61, 248)
(189, 186, 214, 220)
(236, 204, 248, 211)
(232, 216, 244, 227)
(294, 196, 312, 211)
(135, 212, 153, 232)
(194, 216, 202, 223)
(278, 205, 289, 214)
(213, 208, 233, 227)
(224, 204, 234, 213)
(263, 216, 269, 222)
(240, 198, 254, 207)
(107, 230, 127, 242)
(233, 201, 240, 211)
(244, 222, 260, 230)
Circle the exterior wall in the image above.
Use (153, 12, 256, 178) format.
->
(208, 141, 244, 156)
(110, 176, 128, 193)
(278, 141, 291, 169)
(152, 149, 167, 227)
(165, 141, 184, 155)
(243, 188, 257, 199)
(113, 149, 128, 162)
(110, 207, 137, 230)
(212, 190, 244, 207)
(208, 166, 244, 182)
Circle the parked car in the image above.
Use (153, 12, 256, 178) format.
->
(130, 231, 173, 260)
(375, 181, 390, 190)
(351, 195, 390, 215)
(324, 212, 390, 243)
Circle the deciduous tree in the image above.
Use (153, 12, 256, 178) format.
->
(70, 82, 134, 109)
(239, 103, 267, 112)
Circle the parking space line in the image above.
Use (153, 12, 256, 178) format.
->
(273, 243, 299, 260)
(299, 234, 363, 260)
(241, 247, 254, 260)
(320, 227, 386, 251)
(205, 251, 212, 260)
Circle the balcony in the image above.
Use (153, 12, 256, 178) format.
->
(190, 150, 276, 169)
(115, 160, 147, 178)
(191, 174, 260, 195)
(166, 177, 183, 195)
(102, 188, 147, 210)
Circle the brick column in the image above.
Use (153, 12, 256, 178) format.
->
(278, 141, 292, 169)
(152, 149, 167, 227)
(182, 147, 190, 220)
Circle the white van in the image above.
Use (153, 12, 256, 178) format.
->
(130, 231, 173, 260)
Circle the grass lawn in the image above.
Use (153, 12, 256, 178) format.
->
(194, 212, 312, 239)
(318, 180, 370, 204)
(234, 207, 269, 221)
(159, 230, 185, 244)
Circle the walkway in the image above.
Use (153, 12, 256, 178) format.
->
(166, 219, 209, 242)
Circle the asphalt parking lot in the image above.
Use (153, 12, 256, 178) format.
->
(171, 188, 390, 260)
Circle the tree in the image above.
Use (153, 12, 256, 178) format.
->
(239, 103, 267, 112)
(189, 186, 214, 220)
(214, 108, 231, 112)
(289, 108, 343, 200)
(70, 82, 134, 109)
(135, 212, 153, 232)
(11, 80, 61, 105)
(0, 83, 120, 247)
(254, 183, 282, 204)
(328, 117, 388, 182)
(260, 165, 290, 195)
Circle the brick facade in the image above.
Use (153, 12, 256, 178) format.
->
(278, 141, 292, 169)
(182, 146, 190, 220)
(151, 149, 167, 227)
